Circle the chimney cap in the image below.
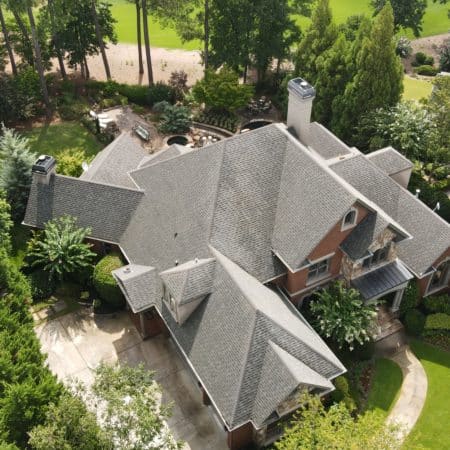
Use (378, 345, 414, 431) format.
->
(32, 155, 56, 174)
(288, 77, 316, 99)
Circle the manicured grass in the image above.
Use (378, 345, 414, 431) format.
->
(110, 0, 200, 50)
(365, 358, 403, 416)
(22, 122, 103, 160)
(403, 75, 433, 101)
(111, 0, 449, 49)
(406, 340, 450, 450)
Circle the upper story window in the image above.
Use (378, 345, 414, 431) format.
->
(307, 257, 331, 283)
(341, 208, 358, 231)
(362, 243, 391, 269)
(428, 260, 450, 294)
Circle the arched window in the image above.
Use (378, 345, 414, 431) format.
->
(428, 260, 450, 294)
(342, 208, 358, 230)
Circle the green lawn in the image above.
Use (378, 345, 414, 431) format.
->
(406, 340, 450, 450)
(110, 0, 449, 49)
(23, 122, 104, 160)
(403, 75, 433, 102)
(365, 358, 403, 416)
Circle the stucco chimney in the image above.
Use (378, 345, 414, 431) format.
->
(32, 155, 56, 185)
(287, 77, 316, 146)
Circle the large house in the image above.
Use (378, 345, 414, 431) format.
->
(24, 78, 450, 449)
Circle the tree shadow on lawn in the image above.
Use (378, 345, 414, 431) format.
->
(410, 339, 450, 369)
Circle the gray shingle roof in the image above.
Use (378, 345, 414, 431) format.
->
(159, 258, 216, 305)
(341, 212, 389, 259)
(163, 248, 344, 429)
(272, 137, 356, 269)
(308, 122, 352, 160)
(80, 133, 146, 188)
(367, 147, 413, 176)
(331, 155, 450, 276)
(113, 264, 161, 313)
(24, 174, 143, 243)
(137, 144, 192, 169)
(351, 260, 413, 300)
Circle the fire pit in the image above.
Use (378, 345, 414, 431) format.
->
(240, 120, 272, 133)
(167, 135, 189, 146)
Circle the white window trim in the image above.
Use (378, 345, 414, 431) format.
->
(306, 255, 333, 285)
(341, 207, 358, 231)
(426, 258, 450, 296)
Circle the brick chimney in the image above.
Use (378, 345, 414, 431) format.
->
(32, 155, 56, 185)
(287, 77, 316, 146)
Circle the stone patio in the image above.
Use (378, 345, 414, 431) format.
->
(35, 309, 228, 450)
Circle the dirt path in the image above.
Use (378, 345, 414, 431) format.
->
(77, 44, 204, 85)
(403, 32, 449, 74)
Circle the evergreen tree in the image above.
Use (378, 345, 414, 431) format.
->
(331, 3, 403, 143)
(0, 191, 13, 254)
(0, 127, 36, 223)
(294, 0, 338, 83)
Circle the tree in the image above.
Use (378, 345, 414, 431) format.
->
(294, 0, 338, 84)
(192, 66, 254, 112)
(91, 363, 180, 450)
(29, 391, 113, 450)
(331, 3, 403, 143)
(275, 392, 402, 450)
(0, 191, 12, 254)
(371, 0, 427, 37)
(309, 281, 378, 350)
(0, 126, 36, 222)
(90, 0, 112, 80)
(45, 0, 67, 79)
(127, 0, 144, 74)
(26, 215, 96, 282)
(141, 0, 154, 86)
(0, 1, 17, 75)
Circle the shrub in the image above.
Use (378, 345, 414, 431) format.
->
(415, 65, 438, 76)
(413, 52, 434, 67)
(423, 313, 450, 335)
(93, 254, 125, 308)
(404, 309, 425, 336)
(395, 36, 412, 58)
(57, 100, 88, 121)
(195, 111, 238, 133)
(159, 105, 191, 134)
(168, 70, 188, 100)
(331, 376, 356, 411)
(399, 280, 419, 316)
(147, 82, 176, 106)
(423, 295, 450, 315)
(153, 101, 171, 114)
(352, 340, 375, 361)
(438, 37, 450, 71)
(27, 269, 56, 301)
(56, 149, 89, 178)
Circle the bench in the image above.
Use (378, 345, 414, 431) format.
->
(133, 124, 151, 142)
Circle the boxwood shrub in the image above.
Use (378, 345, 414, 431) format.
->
(27, 269, 56, 301)
(424, 313, 450, 336)
(93, 254, 125, 308)
(423, 295, 450, 315)
(404, 309, 426, 336)
(414, 65, 438, 76)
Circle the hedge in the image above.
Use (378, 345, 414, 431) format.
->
(414, 65, 438, 76)
(93, 254, 125, 308)
(424, 313, 450, 335)
(27, 270, 56, 301)
(404, 309, 426, 336)
(423, 295, 450, 315)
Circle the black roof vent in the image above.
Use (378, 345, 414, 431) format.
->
(32, 155, 56, 174)
(287, 77, 316, 99)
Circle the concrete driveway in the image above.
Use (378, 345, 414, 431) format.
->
(35, 309, 228, 450)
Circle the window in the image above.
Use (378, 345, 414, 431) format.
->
(361, 243, 390, 269)
(342, 208, 357, 230)
(428, 261, 450, 293)
(307, 258, 331, 282)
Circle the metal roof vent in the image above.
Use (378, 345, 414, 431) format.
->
(123, 266, 131, 274)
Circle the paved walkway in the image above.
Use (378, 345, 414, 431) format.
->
(35, 309, 228, 450)
(386, 347, 428, 441)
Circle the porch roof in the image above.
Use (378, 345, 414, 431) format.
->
(351, 260, 413, 300)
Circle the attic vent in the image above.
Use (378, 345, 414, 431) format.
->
(174, 232, 178, 238)
(123, 267, 131, 274)
(175, 260, 179, 266)
(195, 258, 199, 263)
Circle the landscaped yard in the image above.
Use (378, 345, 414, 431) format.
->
(403, 76, 433, 102)
(406, 340, 450, 450)
(22, 122, 104, 160)
(110, 0, 449, 49)
(365, 358, 403, 416)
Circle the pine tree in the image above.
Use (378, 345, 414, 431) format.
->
(0, 127, 36, 223)
(331, 3, 403, 143)
(294, 0, 338, 83)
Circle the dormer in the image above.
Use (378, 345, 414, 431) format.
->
(159, 258, 216, 325)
